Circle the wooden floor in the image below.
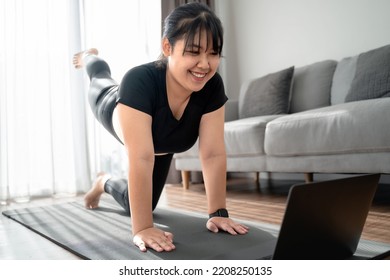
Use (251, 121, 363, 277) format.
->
(1, 177, 390, 259)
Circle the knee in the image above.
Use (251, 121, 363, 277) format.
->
(86, 57, 111, 78)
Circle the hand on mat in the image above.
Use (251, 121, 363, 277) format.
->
(133, 227, 175, 252)
(207, 217, 249, 235)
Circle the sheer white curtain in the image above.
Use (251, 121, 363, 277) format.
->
(0, 0, 161, 204)
(0, 0, 86, 203)
(81, 0, 162, 180)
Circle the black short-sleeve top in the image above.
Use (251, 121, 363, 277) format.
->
(116, 61, 228, 154)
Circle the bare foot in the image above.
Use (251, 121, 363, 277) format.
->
(72, 48, 99, 69)
(84, 172, 111, 209)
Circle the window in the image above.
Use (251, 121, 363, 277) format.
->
(0, 0, 161, 202)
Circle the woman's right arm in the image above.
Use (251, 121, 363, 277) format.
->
(116, 103, 175, 252)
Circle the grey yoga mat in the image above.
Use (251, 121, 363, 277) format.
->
(2, 196, 277, 260)
(3, 195, 390, 260)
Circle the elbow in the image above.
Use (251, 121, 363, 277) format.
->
(200, 148, 226, 163)
(127, 151, 155, 169)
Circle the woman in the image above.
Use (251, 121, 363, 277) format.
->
(73, 2, 248, 253)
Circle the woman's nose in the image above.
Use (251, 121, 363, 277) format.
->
(197, 53, 210, 69)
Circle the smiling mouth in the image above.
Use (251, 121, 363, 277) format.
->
(190, 71, 207, 78)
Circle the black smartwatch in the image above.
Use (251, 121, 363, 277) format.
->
(209, 208, 229, 219)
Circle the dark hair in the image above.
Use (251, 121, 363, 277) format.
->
(160, 2, 223, 60)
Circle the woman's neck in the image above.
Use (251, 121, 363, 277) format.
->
(166, 71, 192, 120)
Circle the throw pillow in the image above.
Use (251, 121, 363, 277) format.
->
(330, 55, 358, 105)
(345, 44, 390, 102)
(238, 66, 294, 119)
(289, 60, 337, 113)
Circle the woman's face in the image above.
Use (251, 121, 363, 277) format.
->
(164, 30, 221, 94)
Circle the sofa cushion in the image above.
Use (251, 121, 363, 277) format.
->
(265, 98, 390, 156)
(289, 60, 337, 113)
(238, 67, 294, 119)
(331, 55, 358, 105)
(225, 115, 283, 156)
(345, 44, 390, 102)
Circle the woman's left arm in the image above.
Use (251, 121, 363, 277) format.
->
(198, 106, 249, 235)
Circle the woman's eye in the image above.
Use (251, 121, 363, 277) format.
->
(187, 51, 199, 55)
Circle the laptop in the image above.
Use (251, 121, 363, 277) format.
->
(214, 174, 383, 260)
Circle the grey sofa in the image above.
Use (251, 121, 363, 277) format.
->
(174, 44, 390, 189)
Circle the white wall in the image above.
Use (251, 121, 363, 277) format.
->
(216, 0, 390, 99)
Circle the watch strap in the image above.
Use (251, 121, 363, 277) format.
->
(209, 208, 229, 219)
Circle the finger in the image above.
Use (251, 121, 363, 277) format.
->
(225, 221, 250, 234)
(149, 241, 164, 252)
(164, 231, 174, 243)
(133, 237, 147, 252)
(138, 242, 147, 252)
(225, 225, 238, 235)
(214, 220, 235, 234)
(239, 224, 250, 230)
(148, 239, 175, 252)
(206, 220, 219, 233)
(218, 220, 249, 235)
(233, 224, 249, 235)
(158, 237, 176, 251)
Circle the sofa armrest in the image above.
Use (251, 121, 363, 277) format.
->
(225, 99, 239, 121)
